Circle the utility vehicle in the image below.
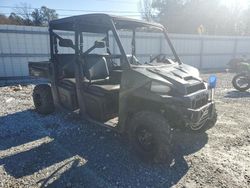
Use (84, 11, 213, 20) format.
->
(232, 61, 250, 91)
(29, 14, 217, 163)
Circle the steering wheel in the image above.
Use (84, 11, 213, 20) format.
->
(127, 55, 142, 65)
(150, 54, 166, 63)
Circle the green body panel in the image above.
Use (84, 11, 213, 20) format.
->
(239, 62, 250, 73)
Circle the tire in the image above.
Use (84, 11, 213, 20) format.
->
(205, 109, 217, 130)
(128, 111, 172, 164)
(33, 84, 55, 115)
(232, 74, 250, 92)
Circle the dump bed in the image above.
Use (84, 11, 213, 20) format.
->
(28, 61, 50, 78)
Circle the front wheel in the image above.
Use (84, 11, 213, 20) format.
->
(232, 73, 250, 92)
(128, 111, 172, 164)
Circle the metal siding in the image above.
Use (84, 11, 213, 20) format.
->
(202, 55, 233, 69)
(1, 24, 250, 77)
(203, 39, 235, 54)
(0, 58, 6, 76)
(171, 38, 201, 54)
(237, 40, 250, 55)
(3, 57, 13, 76)
(180, 56, 200, 68)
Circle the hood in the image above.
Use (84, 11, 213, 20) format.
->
(132, 63, 206, 95)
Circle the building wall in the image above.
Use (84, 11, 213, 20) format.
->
(1, 25, 250, 77)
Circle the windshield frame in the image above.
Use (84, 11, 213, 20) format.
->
(113, 21, 182, 66)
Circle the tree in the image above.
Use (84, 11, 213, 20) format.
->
(31, 9, 43, 26)
(139, 0, 155, 21)
(151, 0, 187, 33)
(140, 0, 249, 35)
(40, 6, 58, 25)
(242, 1, 250, 35)
(3, 4, 59, 26)
(12, 3, 33, 25)
(8, 13, 25, 25)
(0, 14, 11, 24)
(30, 6, 58, 26)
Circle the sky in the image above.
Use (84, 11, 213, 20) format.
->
(0, 0, 141, 18)
(0, 0, 249, 19)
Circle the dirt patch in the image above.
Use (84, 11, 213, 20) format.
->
(0, 73, 249, 187)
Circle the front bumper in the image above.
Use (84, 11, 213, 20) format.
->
(160, 88, 216, 130)
(171, 100, 216, 130)
(186, 101, 215, 126)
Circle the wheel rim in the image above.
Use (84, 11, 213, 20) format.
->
(235, 76, 249, 89)
(34, 94, 42, 107)
(136, 126, 155, 151)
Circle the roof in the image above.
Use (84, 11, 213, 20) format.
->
(49, 13, 164, 33)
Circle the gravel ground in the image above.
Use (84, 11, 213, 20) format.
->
(0, 73, 249, 188)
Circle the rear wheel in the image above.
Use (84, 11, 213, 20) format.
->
(128, 111, 172, 164)
(232, 73, 250, 92)
(33, 84, 54, 115)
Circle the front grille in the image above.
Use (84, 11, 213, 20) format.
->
(192, 95, 208, 109)
(186, 83, 206, 94)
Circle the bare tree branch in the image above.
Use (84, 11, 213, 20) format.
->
(139, 0, 155, 22)
(12, 3, 32, 25)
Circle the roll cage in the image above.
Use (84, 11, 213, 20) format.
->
(49, 13, 181, 69)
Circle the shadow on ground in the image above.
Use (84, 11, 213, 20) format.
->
(225, 90, 250, 98)
(0, 110, 208, 187)
(0, 78, 48, 87)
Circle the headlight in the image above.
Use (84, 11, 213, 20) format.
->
(150, 81, 171, 93)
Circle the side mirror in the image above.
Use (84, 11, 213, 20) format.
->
(94, 41, 105, 48)
(209, 75, 217, 89)
(59, 39, 74, 48)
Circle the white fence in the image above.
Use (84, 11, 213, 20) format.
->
(1, 24, 250, 78)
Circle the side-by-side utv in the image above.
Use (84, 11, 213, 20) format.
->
(29, 14, 217, 163)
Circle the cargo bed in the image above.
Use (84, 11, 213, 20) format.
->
(29, 61, 50, 78)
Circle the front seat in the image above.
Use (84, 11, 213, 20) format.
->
(83, 55, 120, 121)
(83, 55, 120, 95)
